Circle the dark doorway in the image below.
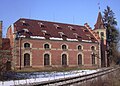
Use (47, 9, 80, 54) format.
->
(62, 54, 67, 66)
(44, 54, 50, 66)
(24, 53, 30, 67)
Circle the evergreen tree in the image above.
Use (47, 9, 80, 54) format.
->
(103, 6, 119, 65)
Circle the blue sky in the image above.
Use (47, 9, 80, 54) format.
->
(0, 0, 120, 37)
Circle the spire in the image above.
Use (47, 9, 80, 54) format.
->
(94, 12, 104, 30)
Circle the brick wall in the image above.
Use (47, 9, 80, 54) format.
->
(14, 38, 99, 69)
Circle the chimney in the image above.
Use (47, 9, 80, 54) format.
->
(0, 21, 2, 48)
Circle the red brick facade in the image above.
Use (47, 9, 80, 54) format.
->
(14, 39, 99, 69)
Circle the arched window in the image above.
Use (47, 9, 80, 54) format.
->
(44, 54, 50, 66)
(44, 44, 50, 50)
(62, 54, 67, 66)
(78, 45, 82, 50)
(24, 53, 30, 66)
(97, 31, 99, 35)
(101, 32, 104, 37)
(91, 46, 95, 51)
(78, 54, 82, 65)
(62, 44, 67, 50)
(24, 43, 30, 48)
(91, 54, 95, 64)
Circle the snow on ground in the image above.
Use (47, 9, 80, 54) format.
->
(0, 70, 98, 86)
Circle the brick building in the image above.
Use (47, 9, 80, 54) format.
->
(6, 12, 107, 70)
(0, 21, 11, 62)
(0, 21, 11, 72)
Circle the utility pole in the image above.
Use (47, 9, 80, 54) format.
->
(19, 37, 22, 70)
(0, 21, 2, 48)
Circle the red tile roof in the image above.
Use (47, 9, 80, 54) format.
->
(14, 18, 98, 43)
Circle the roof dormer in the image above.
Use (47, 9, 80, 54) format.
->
(54, 24, 62, 29)
(68, 26, 76, 31)
(38, 22, 45, 28)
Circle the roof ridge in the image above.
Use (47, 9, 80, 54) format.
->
(19, 18, 84, 27)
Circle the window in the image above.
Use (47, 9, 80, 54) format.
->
(54, 24, 62, 29)
(22, 23, 29, 26)
(44, 54, 50, 66)
(90, 37, 94, 40)
(73, 33, 78, 38)
(91, 46, 95, 51)
(44, 44, 50, 50)
(101, 32, 104, 37)
(45, 33, 51, 36)
(38, 22, 45, 28)
(24, 53, 30, 66)
(21, 20, 29, 26)
(58, 32, 67, 38)
(62, 54, 67, 66)
(78, 45, 82, 50)
(20, 20, 25, 23)
(77, 36, 82, 38)
(68, 26, 76, 31)
(24, 43, 30, 48)
(22, 28, 29, 32)
(42, 30, 51, 37)
(83, 29, 88, 32)
(62, 44, 67, 50)
(41, 30, 47, 33)
(78, 54, 82, 65)
(91, 54, 95, 64)
(58, 32, 65, 37)
(97, 32, 99, 35)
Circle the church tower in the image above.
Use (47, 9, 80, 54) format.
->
(94, 12, 107, 67)
(94, 12, 106, 44)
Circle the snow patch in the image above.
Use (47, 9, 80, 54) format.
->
(30, 36, 45, 39)
(19, 35, 26, 38)
(50, 37, 63, 41)
(66, 38, 78, 42)
(82, 40, 92, 42)
(0, 70, 98, 86)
